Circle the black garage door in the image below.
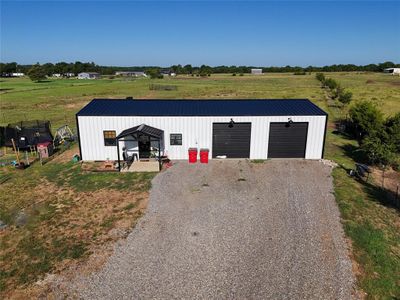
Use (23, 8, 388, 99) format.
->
(268, 122, 308, 158)
(212, 123, 251, 158)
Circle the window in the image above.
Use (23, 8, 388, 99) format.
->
(170, 133, 182, 146)
(103, 130, 116, 146)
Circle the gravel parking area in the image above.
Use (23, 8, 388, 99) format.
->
(73, 160, 354, 299)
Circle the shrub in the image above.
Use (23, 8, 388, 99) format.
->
(232, 73, 236, 76)
(324, 78, 338, 90)
(294, 71, 306, 75)
(338, 91, 353, 105)
(315, 73, 325, 83)
(239, 73, 244, 76)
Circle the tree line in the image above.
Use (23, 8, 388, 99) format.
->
(315, 73, 399, 168)
(315, 73, 353, 107)
(1, 61, 398, 77)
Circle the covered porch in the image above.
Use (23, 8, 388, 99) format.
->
(116, 124, 164, 172)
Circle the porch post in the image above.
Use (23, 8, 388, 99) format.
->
(158, 139, 161, 171)
(117, 139, 121, 172)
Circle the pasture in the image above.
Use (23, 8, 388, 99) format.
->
(0, 73, 399, 298)
(1, 72, 398, 130)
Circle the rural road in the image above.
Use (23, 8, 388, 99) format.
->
(73, 160, 354, 299)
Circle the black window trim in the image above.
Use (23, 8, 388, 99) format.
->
(103, 130, 117, 146)
(170, 133, 182, 146)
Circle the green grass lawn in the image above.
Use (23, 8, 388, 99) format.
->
(1, 73, 399, 298)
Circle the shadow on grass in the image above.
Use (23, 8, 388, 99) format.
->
(36, 80, 52, 83)
(337, 162, 400, 210)
(361, 178, 400, 210)
(340, 143, 367, 163)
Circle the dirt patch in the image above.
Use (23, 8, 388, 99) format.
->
(65, 101, 88, 110)
(51, 146, 80, 163)
(365, 79, 375, 84)
(389, 81, 400, 86)
(1, 177, 149, 299)
(371, 167, 400, 196)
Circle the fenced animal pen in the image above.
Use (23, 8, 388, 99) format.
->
(0, 120, 53, 149)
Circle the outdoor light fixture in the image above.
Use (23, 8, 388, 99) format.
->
(228, 118, 235, 128)
(286, 117, 293, 127)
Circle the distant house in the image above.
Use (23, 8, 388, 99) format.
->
(115, 71, 147, 77)
(251, 69, 262, 75)
(64, 72, 75, 78)
(384, 68, 400, 76)
(11, 72, 25, 77)
(160, 69, 173, 77)
(78, 72, 101, 79)
(53, 73, 75, 78)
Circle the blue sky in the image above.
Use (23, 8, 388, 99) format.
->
(1, 1, 399, 66)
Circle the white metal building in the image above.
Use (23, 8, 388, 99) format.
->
(251, 68, 263, 75)
(78, 72, 101, 79)
(76, 99, 328, 162)
(384, 68, 400, 75)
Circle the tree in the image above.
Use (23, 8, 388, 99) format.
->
(146, 68, 163, 79)
(0, 62, 17, 74)
(359, 130, 396, 166)
(183, 64, 193, 75)
(199, 64, 212, 77)
(42, 63, 55, 76)
(349, 101, 384, 141)
(385, 112, 400, 153)
(27, 64, 47, 82)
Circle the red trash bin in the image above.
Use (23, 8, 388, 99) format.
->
(199, 148, 209, 164)
(188, 148, 198, 163)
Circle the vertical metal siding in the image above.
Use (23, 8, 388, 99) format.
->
(77, 115, 326, 161)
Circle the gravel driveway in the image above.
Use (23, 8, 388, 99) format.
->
(74, 160, 354, 299)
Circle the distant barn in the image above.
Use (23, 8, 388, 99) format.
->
(78, 72, 101, 79)
(384, 68, 400, 76)
(251, 68, 263, 75)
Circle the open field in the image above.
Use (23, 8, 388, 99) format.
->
(1, 73, 399, 298)
(2, 72, 398, 130)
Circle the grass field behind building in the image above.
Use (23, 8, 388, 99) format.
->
(0, 73, 399, 298)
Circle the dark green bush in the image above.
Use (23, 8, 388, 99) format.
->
(349, 101, 384, 141)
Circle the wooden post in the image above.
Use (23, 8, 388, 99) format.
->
(39, 150, 43, 166)
(11, 138, 21, 165)
(25, 151, 30, 166)
(117, 140, 121, 172)
(158, 139, 161, 171)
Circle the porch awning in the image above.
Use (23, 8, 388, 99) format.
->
(116, 124, 163, 140)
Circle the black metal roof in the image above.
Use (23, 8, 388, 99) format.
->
(77, 99, 327, 117)
(116, 124, 163, 139)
